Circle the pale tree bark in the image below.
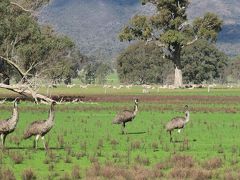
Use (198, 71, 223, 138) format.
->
(0, 83, 54, 103)
(10, 2, 33, 13)
(174, 66, 183, 87)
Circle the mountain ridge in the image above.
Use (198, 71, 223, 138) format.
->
(39, 0, 240, 60)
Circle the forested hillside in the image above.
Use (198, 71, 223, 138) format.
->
(39, 0, 240, 60)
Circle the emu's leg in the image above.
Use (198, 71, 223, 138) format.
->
(169, 131, 172, 142)
(41, 136, 46, 150)
(3, 134, 7, 146)
(123, 123, 127, 134)
(34, 135, 40, 149)
(178, 129, 181, 133)
(121, 123, 124, 135)
(0, 134, 3, 147)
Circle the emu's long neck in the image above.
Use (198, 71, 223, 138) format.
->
(11, 102, 19, 122)
(133, 103, 138, 116)
(185, 111, 190, 123)
(47, 104, 55, 122)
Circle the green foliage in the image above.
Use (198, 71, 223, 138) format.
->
(226, 56, 240, 82)
(96, 63, 113, 84)
(193, 12, 223, 42)
(0, 0, 86, 83)
(117, 41, 174, 84)
(119, 15, 152, 42)
(80, 62, 113, 84)
(160, 30, 185, 44)
(181, 40, 228, 83)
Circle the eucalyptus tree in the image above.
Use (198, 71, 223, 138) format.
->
(119, 0, 223, 87)
(0, 0, 80, 103)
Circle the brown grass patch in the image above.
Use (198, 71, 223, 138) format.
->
(203, 157, 222, 170)
(170, 154, 195, 168)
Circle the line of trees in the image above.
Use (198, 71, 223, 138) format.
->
(117, 39, 229, 85)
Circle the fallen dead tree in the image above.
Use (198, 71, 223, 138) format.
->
(0, 83, 53, 103)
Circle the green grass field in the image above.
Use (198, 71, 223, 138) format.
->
(1, 86, 240, 179)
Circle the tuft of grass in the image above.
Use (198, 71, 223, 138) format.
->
(10, 152, 24, 164)
(135, 155, 150, 166)
(71, 165, 81, 179)
(131, 141, 141, 150)
(64, 155, 72, 164)
(22, 168, 36, 180)
(0, 168, 16, 180)
(203, 157, 223, 170)
(170, 154, 195, 168)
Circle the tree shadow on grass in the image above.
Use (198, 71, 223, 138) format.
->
(5, 146, 64, 150)
(3, 146, 32, 150)
(48, 147, 65, 150)
(126, 131, 146, 135)
(172, 138, 197, 143)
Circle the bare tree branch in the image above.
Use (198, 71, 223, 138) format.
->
(0, 55, 26, 78)
(0, 83, 54, 103)
(186, 36, 198, 45)
(10, 2, 33, 13)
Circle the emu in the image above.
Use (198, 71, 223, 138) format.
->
(166, 105, 190, 142)
(23, 101, 57, 149)
(112, 99, 138, 134)
(0, 97, 20, 148)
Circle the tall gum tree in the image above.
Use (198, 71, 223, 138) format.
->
(119, 0, 223, 87)
(0, 0, 76, 103)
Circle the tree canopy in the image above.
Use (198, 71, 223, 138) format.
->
(117, 41, 174, 84)
(119, 0, 223, 87)
(0, 0, 85, 85)
(181, 39, 228, 84)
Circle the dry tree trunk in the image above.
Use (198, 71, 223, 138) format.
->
(174, 66, 183, 88)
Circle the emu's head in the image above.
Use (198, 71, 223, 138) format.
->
(14, 97, 20, 107)
(134, 98, 139, 104)
(184, 105, 189, 117)
(51, 101, 57, 106)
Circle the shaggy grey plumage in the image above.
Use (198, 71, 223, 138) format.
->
(0, 97, 20, 147)
(166, 105, 190, 142)
(23, 101, 56, 149)
(112, 99, 138, 134)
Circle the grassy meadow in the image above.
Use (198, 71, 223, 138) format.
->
(1, 85, 240, 179)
